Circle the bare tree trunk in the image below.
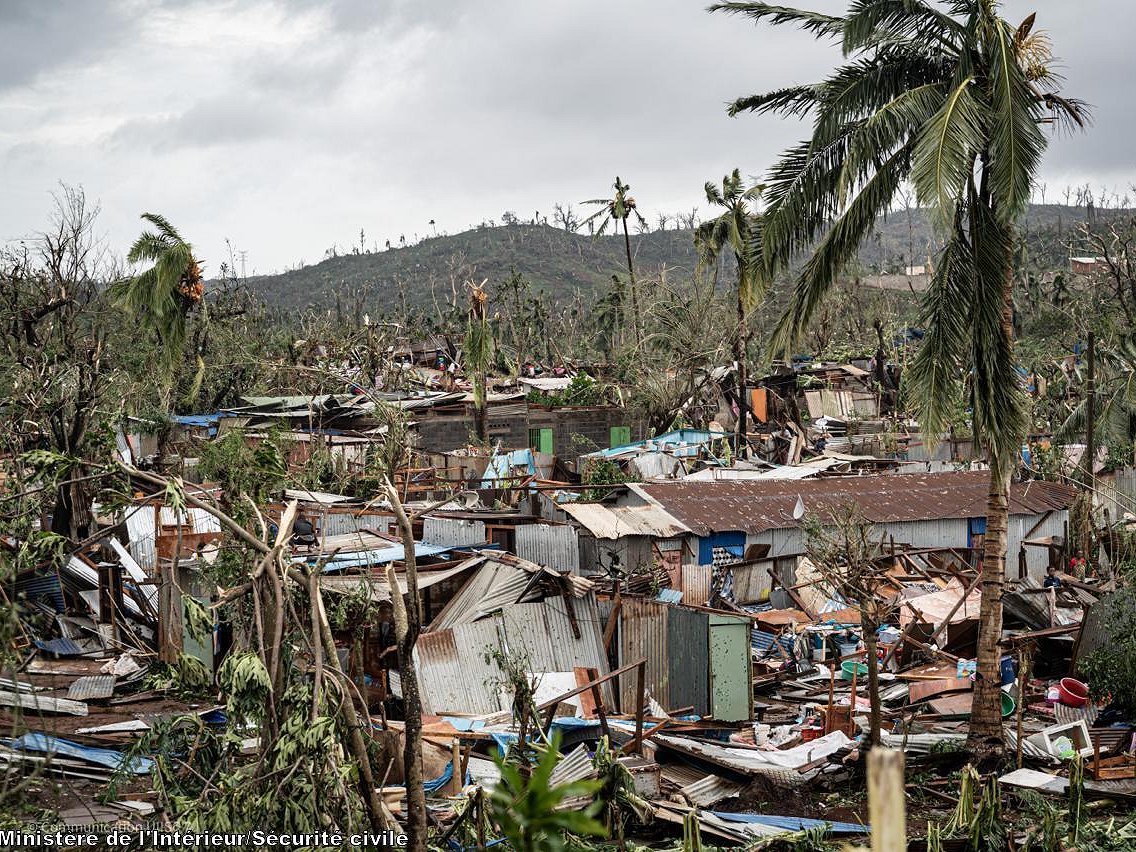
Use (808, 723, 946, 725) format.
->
(622, 219, 641, 350)
(863, 617, 882, 747)
(735, 290, 748, 459)
(385, 481, 427, 852)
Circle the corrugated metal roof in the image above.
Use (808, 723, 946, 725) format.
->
(559, 501, 691, 539)
(66, 675, 116, 701)
(639, 471, 1076, 536)
(681, 774, 745, 807)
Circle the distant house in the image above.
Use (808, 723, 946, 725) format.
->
(1070, 256, 1108, 275)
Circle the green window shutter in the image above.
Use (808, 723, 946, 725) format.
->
(538, 428, 554, 455)
(610, 425, 631, 448)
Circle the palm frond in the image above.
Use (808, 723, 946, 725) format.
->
(983, 17, 1046, 222)
(841, 0, 965, 56)
(907, 218, 974, 437)
(911, 75, 986, 228)
(770, 142, 912, 354)
(707, 2, 844, 38)
(727, 85, 819, 118)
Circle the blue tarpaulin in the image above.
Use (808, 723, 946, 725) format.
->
(481, 448, 537, 486)
(8, 733, 153, 775)
(710, 812, 868, 835)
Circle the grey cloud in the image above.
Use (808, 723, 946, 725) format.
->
(108, 96, 291, 152)
(0, 1, 135, 92)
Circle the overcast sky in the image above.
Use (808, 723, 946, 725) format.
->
(1, 0, 1130, 274)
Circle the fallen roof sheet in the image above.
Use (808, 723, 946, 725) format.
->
(654, 730, 853, 774)
(558, 501, 690, 539)
(8, 733, 152, 774)
(0, 690, 87, 716)
(638, 471, 1077, 536)
(66, 675, 116, 701)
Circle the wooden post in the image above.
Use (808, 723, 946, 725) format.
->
(449, 739, 462, 795)
(632, 660, 647, 755)
(1016, 647, 1032, 769)
(868, 748, 906, 852)
(849, 665, 859, 738)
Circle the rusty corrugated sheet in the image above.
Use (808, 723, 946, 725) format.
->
(559, 502, 690, 539)
(66, 676, 116, 701)
(414, 621, 503, 715)
(640, 471, 1077, 536)
(618, 597, 669, 712)
(680, 565, 711, 606)
(515, 524, 580, 574)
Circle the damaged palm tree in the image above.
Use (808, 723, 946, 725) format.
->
(714, 0, 1087, 760)
(465, 279, 493, 443)
(112, 213, 204, 370)
(582, 177, 648, 351)
(696, 169, 764, 458)
(803, 505, 890, 746)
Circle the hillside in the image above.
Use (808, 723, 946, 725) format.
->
(245, 204, 1110, 311)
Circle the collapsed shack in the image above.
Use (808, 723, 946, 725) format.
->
(4, 454, 1136, 848)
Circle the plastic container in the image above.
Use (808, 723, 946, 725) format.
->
(1001, 692, 1016, 717)
(1058, 677, 1089, 707)
(801, 725, 823, 742)
(1000, 655, 1017, 686)
(841, 660, 869, 681)
(838, 642, 860, 659)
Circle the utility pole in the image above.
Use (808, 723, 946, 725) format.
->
(237, 250, 248, 281)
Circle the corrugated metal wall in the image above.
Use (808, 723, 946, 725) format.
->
(515, 524, 580, 573)
(680, 565, 711, 606)
(1008, 510, 1068, 578)
(415, 620, 504, 715)
(416, 596, 612, 715)
(667, 605, 709, 715)
(422, 516, 487, 546)
(617, 597, 669, 712)
(318, 510, 391, 538)
(731, 561, 773, 604)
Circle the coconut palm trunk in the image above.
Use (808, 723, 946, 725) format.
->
(622, 217, 641, 350)
(969, 265, 1017, 759)
(735, 291, 749, 458)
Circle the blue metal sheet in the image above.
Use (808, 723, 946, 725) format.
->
(33, 638, 84, 657)
(15, 574, 65, 613)
(656, 589, 683, 604)
(311, 542, 456, 572)
(8, 733, 152, 774)
(710, 811, 868, 835)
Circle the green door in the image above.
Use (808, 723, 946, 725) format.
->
(528, 428, 553, 454)
(609, 425, 631, 448)
(709, 613, 751, 722)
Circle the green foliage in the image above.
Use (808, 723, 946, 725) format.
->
(1078, 588, 1136, 713)
(110, 212, 202, 368)
(196, 428, 287, 504)
(580, 457, 626, 501)
(488, 732, 607, 852)
(145, 653, 213, 698)
(217, 651, 272, 724)
(527, 373, 607, 408)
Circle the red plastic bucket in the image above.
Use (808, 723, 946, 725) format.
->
(1057, 677, 1089, 707)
